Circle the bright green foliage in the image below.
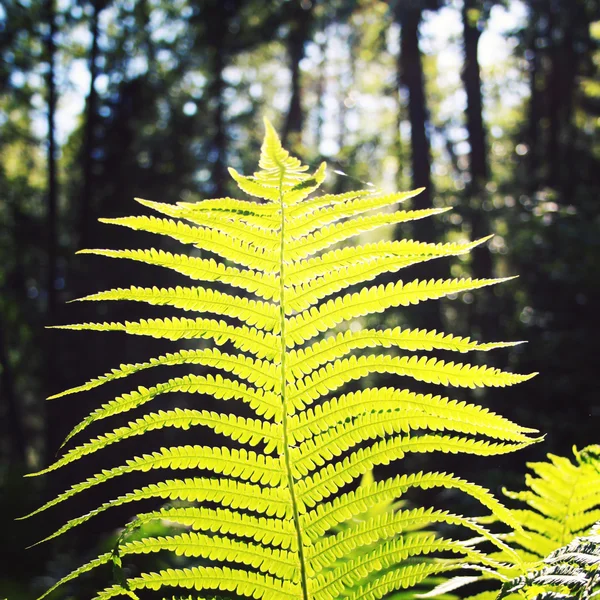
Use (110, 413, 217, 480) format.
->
(503, 445, 600, 563)
(428, 445, 600, 600)
(498, 521, 600, 600)
(26, 120, 540, 599)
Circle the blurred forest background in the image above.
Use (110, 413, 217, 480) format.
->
(0, 0, 599, 597)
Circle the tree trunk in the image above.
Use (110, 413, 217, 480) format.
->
(211, 45, 226, 197)
(559, 8, 577, 198)
(0, 321, 26, 465)
(546, 1, 560, 188)
(208, 2, 228, 198)
(398, 7, 443, 331)
(526, 3, 540, 192)
(314, 36, 327, 151)
(44, 0, 60, 462)
(461, 0, 493, 339)
(79, 0, 101, 248)
(282, 2, 312, 146)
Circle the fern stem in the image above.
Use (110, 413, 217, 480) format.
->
(278, 175, 310, 600)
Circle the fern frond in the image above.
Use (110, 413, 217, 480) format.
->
(30, 119, 538, 599)
(440, 446, 600, 599)
(133, 506, 297, 549)
(32, 408, 281, 477)
(290, 411, 537, 477)
(286, 189, 374, 219)
(73, 285, 279, 331)
(94, 566, 301, 600)
(302, 470, 520, 539)
(27, 477, 292, 544)
(78, 248, 279, 300)
(28, 446, 284, 519)
(308, 507, 519, 574)
(134, 197, 280, 247)
(287, 244, 496, 313)
(286, 188, 424, 238)
(288, 328, 522, 379)
(287, 208, 451, 260)
(177, 195, 279, 216)
(37, 553, 113, 600)
(51, 317, 279, 359)
(504, 448, 600, 553)
(116, 532, 298, 579)
(286, 354, 533, 412)
(289, 387, 537, 445)
(313, 534, 501, 600)
(297, 435, 532, 506)
(59, 374, 280, 446)
(286, 237, 486, 284)
(286, 277, 512, 346)
(100, 215, 278, 272)
(344, 562, 458, 600)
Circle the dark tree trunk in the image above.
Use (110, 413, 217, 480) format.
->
(211, 45, 226, 197)
(207, 3, 229, 198)
(314, 37, 327, 151)
(461, 0, 493, 339)
(398, 7, 443, 331)
(546, 1, 560, 188)
(44, 0, 60, 461)
(526, 3, 540, 192)
(400, 9, 433, 215)
(79, 0, 102, 248)
(283, 2, 312, 146)
(560, 9, 577, 198)
(0, 321, 26, 464)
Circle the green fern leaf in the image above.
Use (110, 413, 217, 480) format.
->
(27, 118, 539, 599)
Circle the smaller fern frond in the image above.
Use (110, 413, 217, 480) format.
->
(313, 534, 503, 600)
(285, 277, 514, 346)
(30, 408, 281, 477)
(436, 446, 600, 599)
(72, 286, 279, 331)
(289, 387, 537, 445)
(286, 188, 424, 238)
(134, 197, 280, 248)
(132, 506, 298, 549)
(288, 328, 522, 379)
(24, 477, 292, 544)
(115, 531, 298, 579)
(297, 434, 533, 506)
(287, 208, 451, 260)
(93, 566, 301, 600)
(77, 248, 279, 300)
(51, 317, 279, 359)
(26, 446, 284, 520)
(57, 374, 280, 447)
(99, 215, 279, 272)
(286, 355, 534, 412)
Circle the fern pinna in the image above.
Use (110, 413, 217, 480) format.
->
(26, 119, 540, 600)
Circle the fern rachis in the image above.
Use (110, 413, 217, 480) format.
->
(25, 119, 540, 600)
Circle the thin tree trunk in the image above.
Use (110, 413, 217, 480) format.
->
(461, 0, 493, 338)
(207, 1, 228, 198)
(44, 0, 60, 461)
(398, 7, 443, 331)
(0, 320, 26, 464)
(314, 36, 327, 151)
(546, 1, 560, 188)
(283, 2, 312, 146)
(79, 0, 101, 248)
(212, 45, 226, 197)
(526, 4, 540, 192)
(560, 10, 577, 198)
